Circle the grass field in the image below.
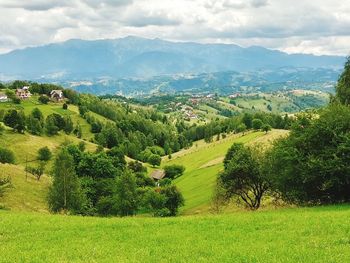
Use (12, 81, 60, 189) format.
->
(0, 163, 50, 212)
(163, 130, 288, 214)
(0, 205, 349, 262)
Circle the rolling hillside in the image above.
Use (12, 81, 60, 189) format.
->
(162, 130, 288, 214)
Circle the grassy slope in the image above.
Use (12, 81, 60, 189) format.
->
(0, 164, 50, 212)
(163, 130, 288, 214)
(1, 205, 349, 262)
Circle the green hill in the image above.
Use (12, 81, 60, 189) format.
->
(1, 205, 349, 262)
(163, 130, 288, 214)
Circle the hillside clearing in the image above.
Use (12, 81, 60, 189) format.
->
(164, 130, 288, 214)
(0, 205, 349, 262)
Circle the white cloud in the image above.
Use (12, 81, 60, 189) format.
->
(0, 0, 349, 55)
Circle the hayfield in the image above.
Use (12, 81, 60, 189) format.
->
(0, 205, 349, 262)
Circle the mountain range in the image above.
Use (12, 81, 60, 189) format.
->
(0, 36, 345, 81)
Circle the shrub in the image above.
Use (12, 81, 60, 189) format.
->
(0, 148, 15, 164)
(164, 164, 185, 179)
(38, 95, 50, 104)
(38, 146, 52, 161)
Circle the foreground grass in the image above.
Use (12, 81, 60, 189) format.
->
(0, 205, 349, 262)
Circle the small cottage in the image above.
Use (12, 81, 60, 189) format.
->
(50, 90, 64, 101)
(16, 86, 31, 99)
(149, 169, 166, 180)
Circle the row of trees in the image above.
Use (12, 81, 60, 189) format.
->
(0, 107, 81, 137)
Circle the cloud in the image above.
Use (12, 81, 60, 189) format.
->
(0, 0, 349, 55)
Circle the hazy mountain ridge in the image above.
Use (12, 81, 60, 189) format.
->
(0, 36, 345, 80)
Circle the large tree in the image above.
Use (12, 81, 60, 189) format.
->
(48, 148, 85, 213)
(219, 143, 269, 210)
(335, 57, 350, 105)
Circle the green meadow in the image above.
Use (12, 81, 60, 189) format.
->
(163, 130, 288, 214)
(1, 205, 349, 262)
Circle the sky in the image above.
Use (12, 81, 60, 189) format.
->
(0, 0, 349, 56)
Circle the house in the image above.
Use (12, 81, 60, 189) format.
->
(16, 86, 31, 99)
(50, 90, 64, 101)
(0, 92, 8, 102)
(149, 169, 166, 180)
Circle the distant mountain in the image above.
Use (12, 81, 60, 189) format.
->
(0, 36, 345, 80)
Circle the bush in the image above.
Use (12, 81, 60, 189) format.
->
(0, 148, 15, 164)
(148, 154, 161, 167)
(164, 164, 185, 179)
(38, 146, 52, 161)
(252, 119, 263, 130)
(38, 95, 50, 104)
(63, 103, 68, 110)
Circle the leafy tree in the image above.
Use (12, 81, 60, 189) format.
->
(261, 124, 272, 134)
(252, 119, 263, 130)
(3, 110, 25, 133)
(142, 189, 167, 216)
(38, 95, 50, 104)
(164, 164, 185, 179)
(38, 146, 52, 161)
(114, 171, 138, 216)
(45, 115, 59, 136)
(219, 143, 269, 210)
(62, 103, 68, 110)
(63, 115, 74, 134)
(25, 161, 46, 181)
(74, 122, 83, 138)
(148, 154, 161, 167)
(269, 104, 350, 204)
(235, 123, 247, 134)
(0, 148, 15, 164)
(335, 57, 350, 105)
(48, 148, 85, 213)
(26, 115, 43, 135)
(160, 185, 184, 216)
(242, 113, 253, 129)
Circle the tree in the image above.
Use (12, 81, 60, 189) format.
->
(45, 115, 59, 136)
(160, 185, 184, 216)
(63, 115, 74, 134)
(0, 148, 15, 164)
(252, 119, 263, 130)
(74, 122, 82, 138)
(38, 146, 52, 161)
(26, 115, 43, 135)
(48, 148, 85, 213)
(219, 143, 269, 210)
(235, 123, 247, 134)
(268, 104, 350, 204)
(148, 154, 161, 167)
(164, 164, 185, 179)
(3, 110, 25, 133)
(335, 57, 350, 105)
(25, 161, 46, 181)
(38, 95, 50, 104)
(114, 171, 138, 216)
(261, 124, 272, 134)
(62, 103, 68, 110)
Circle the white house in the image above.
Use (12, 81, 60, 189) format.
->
(0, 92, 8, 102)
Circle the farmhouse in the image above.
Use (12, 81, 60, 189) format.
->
(16, 86, 31, 99)
(150, 169, 165, 180)
(50, 90, 64, 101)
(0, 92, 8, 102)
